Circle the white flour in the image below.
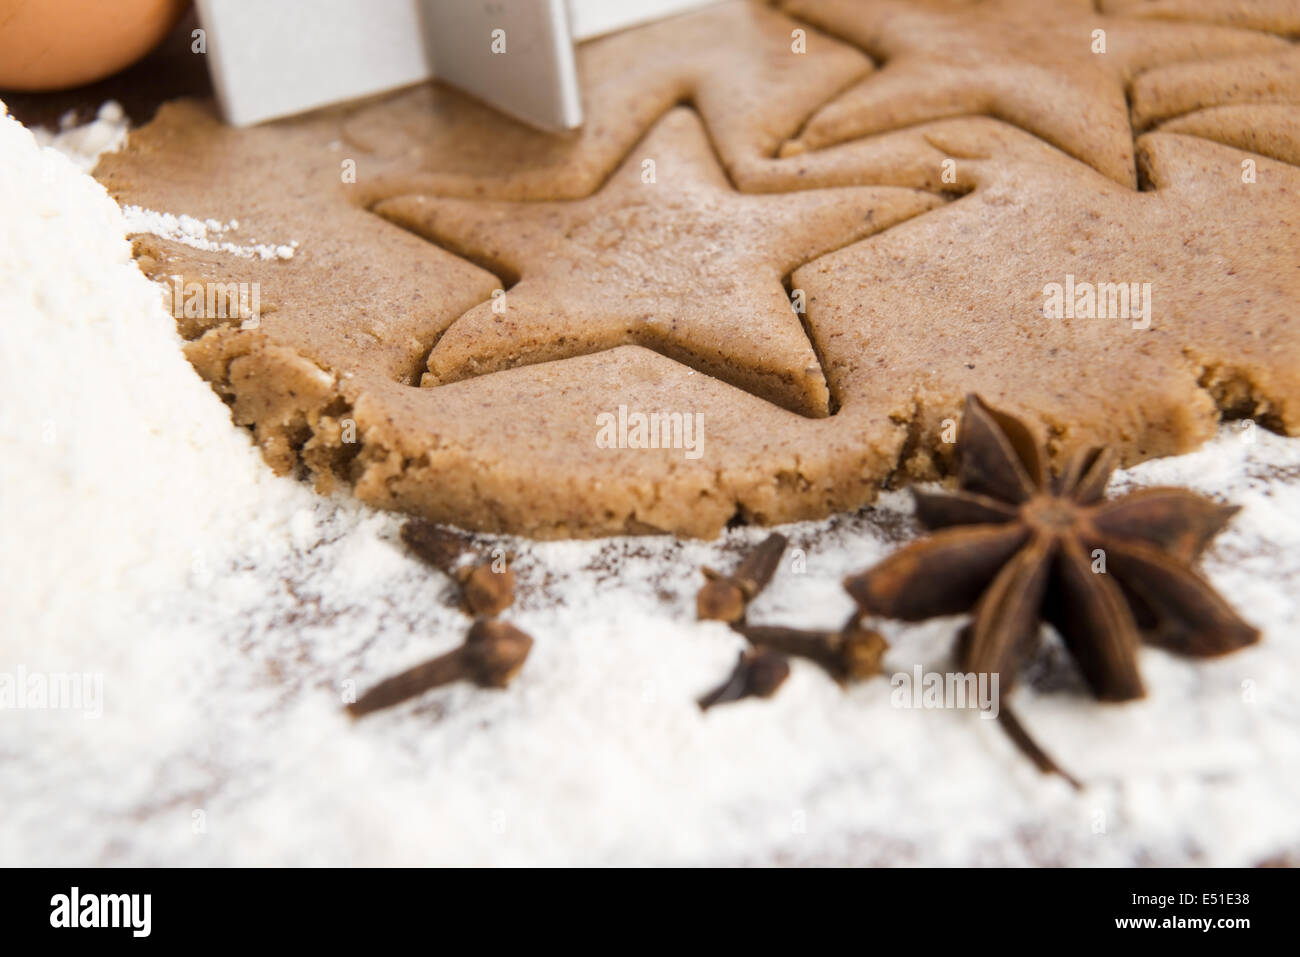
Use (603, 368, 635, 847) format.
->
(2, 100, 1297, 865)
(120, 205, 298, 260)
(28, 100, 130, 172)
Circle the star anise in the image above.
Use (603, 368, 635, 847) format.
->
(845, 395, 1258, 778)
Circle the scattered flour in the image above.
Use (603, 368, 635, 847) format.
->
(2, 100, 1298, 865)
(28, 100, 129, 172)
(120, 205, 298, 260)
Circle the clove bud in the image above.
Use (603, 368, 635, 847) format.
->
(735, 613, 888, 684)
(348, 618, 533, 717)
(456, 562, 515, 617)
(696, 532, 788, 623)
(401, 519, 514, 616)
(697, 649, 790, 710)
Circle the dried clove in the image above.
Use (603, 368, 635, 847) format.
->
(697, 648, 790, 711)
(457, 562, 515, 617)
(401, 518, 514, 616)
(347, 618, 533, 717)
(735, 613, 888, 684)
(696, 532, 788, 623)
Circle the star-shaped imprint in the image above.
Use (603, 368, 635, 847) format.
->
(375, 108, 941, 417)
(1131, 46, 1300, 167)
(346, 0, 872, 201)
(779, 0, 1287, 185)
(1132, 46, 1300, 130)
(793, 120, 1300, 459)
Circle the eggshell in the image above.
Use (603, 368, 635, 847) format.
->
(0, 0, 190, 91)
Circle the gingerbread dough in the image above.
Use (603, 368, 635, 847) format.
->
(778, 0, 1287, 185)
(94, 0, 1300, 538)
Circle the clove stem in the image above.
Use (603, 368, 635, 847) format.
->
(401, 519, 514, 616)
(697, 532, 789, 623)
(734, 614, 888, 683)
(697, 649, 790, 710)
(732, 532, 789, 597)
(401, 519, 469, 571)
(734, 623, 841, 676)
(348, 619, 533, 718)
(348, 649, 468, 717)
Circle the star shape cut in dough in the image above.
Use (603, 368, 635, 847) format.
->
(792, 119, 1300, 462)
(779, 0, 1287, 185)
(346, 0, 873, 202)
(1130, 46, 1300, 167)
(374, 108, 941, 417)
(1131, 46, 1300, 131)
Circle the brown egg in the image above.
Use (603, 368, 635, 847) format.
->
(0, 0, 190, 91)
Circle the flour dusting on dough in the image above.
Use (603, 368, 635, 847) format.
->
(122, 204, 298, 260)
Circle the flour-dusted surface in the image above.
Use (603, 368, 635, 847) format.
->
(2, 102, 1298, 866)
(120, 205, 298, 260)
